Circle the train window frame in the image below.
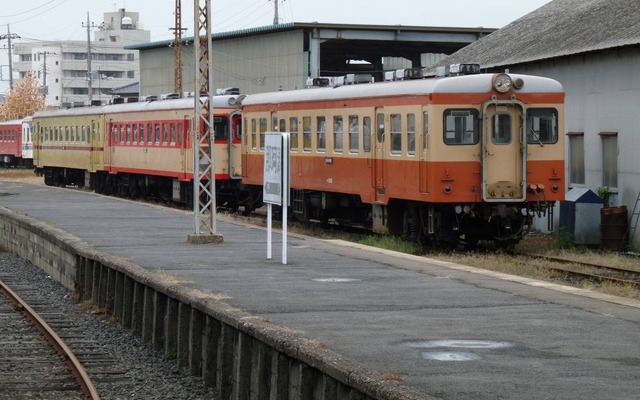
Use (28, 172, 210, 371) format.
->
(407, 113, 416, 156)
(289, 117, 299, 152)
(214, 117, 229, 141)
(162, 123, 169, 145)
(526, 108, 558, 145)
(155, 123, 161, 145)
(177, 122, 183, 146)
(333, 115, 343, 153)
(317, 116, 326, 153)
(303, 116, 312, 152)
(251, 119, 257, 150)
(170, 122, 176, 145)
(390, 114, 402, 154)
(443, 108, 480, 145)
(259, 117, 267, 150)
(491, 114, 512, 145)
(363, 116, 372, 153)
(422, 112, 429, 151)
(348, 115, 359, 153)
(376, 113, 385, 144)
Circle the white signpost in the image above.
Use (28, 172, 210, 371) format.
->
(263, 132, 290, 264)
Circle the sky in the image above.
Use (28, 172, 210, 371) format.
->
(0, 0, 553, 91)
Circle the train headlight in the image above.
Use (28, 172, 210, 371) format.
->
(493, 74, 513, 93)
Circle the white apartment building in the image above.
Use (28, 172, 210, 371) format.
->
(14, 9, 150, 107)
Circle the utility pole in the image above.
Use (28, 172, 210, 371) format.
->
(37, 51, 55, 99)
(271, 0, 284, 25)
(82, 13, 99, 105)
(170, 0, 187, 96)
(0, 25, 20, 90)
(188, 0, 223, 244)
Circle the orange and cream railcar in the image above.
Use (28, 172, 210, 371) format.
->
(33, 107, 105, 186)
(99, 95, 252, 207)
(241, 68, 565, 246)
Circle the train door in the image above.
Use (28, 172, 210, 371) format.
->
(229, 112, 242, 179)
(182, 117, 191, 175)
(373, 109, 386, 203)
(419, 108, 429, 194)
(104, 119, 112, 168)
(482, 101, 526, 202)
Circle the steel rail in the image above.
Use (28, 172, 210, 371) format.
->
(518, 252, 640, 288)
(0, 278, 101, 400)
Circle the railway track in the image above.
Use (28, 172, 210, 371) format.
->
(518, 252, 640, 288)
(0, 276, 99, 399)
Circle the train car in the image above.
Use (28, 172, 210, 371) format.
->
(33, 94, 260, 210)
(99, 95, 257, 208)
(0, 119, 23, 167)
(241, 66, 565, 247)
(21, 117, 34, 168)
(33, 106, 105, 186)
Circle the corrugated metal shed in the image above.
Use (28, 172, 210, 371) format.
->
(433, 0, 640, 69)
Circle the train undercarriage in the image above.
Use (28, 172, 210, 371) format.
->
(288, 188, 554, 249)
(38, 167, 262, 212)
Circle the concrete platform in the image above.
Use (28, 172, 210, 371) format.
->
(1, 181, 639, 400)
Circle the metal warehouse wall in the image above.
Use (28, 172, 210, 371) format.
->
(511, 47, 640, 247)
(139, 30, 305, 97)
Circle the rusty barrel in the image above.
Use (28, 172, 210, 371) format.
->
(600, 206, 628, 252)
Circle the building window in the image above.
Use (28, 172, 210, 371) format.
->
(600, 132, 618, 190)
(127, 53, 134, 61)
(567, 132, 584, 185)
(127, 71, 134, 79)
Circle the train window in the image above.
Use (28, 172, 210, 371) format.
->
(214, 117, 228, 141)
(527, 108, 558, 145)
(132, 124, 138, 144)
(289, 117, 298, 151)
(162, 123, 169, 144)
(120, 125, 125, 144)
(259, 118, 267, 150)
(376, 113, 385, 143)
(177, 123, 183, 145)
(423, 112, 429, 151)
(65, 126, 70, 143)
(303, 116, 311, 151)
(145, 123, 152, 144)
(363, 116, 371, 152)
(407, 113, 416, 155)
(390, 114, 402, 154)
(349, 115, 359, 153)
(81, 126, 86, 143)
(170, 123, 176, 144)
(333, 116, 343, 153)
(272, 115, 278, 131)
(251, 119, 257, 150)
(155, 123, 161, 144)
(492, 114, 512, 145)
(127, 124, 133, 144)
(443, 109, 479, 145)
(317, 116, 326, 152)
(55, 126, 59, 142)
(279, 118, 286, 134)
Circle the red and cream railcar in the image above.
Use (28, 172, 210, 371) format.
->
(241, 68, 565, 246)
(33, 106, 105, 186)
(99, 95, 253, 207)
(0, 119, 24, 167)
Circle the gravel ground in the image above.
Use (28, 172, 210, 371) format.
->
(0, 251, 218, 400)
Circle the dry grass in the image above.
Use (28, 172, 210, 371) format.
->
(382, 372, 403, 381)
(0, 169, 43, 185)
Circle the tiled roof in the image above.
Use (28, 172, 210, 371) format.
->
(434, 0, 640, 69)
